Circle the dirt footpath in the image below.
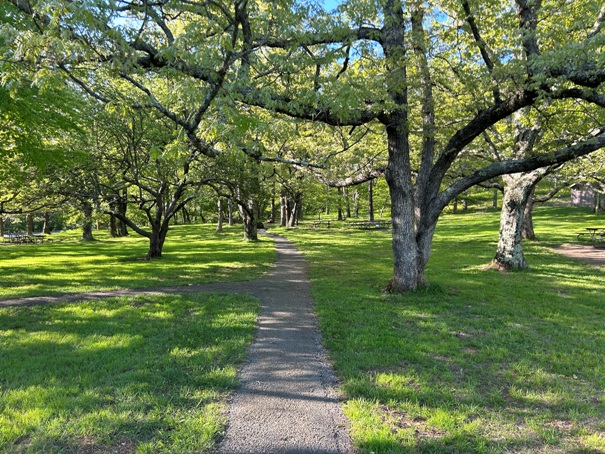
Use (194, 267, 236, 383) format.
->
(0, 235, 355, 453)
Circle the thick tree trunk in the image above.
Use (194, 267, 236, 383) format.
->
(43, 212, 51, 234)
(108, 196, 127, 237)
(385, 122, 425, 292)
(216, 199, 224, 232)
(489, 175, 533, 271)
(146, 224, 168, 260)
(26, 213, 34, 236)
(0, 216, 4, 237)
(522, 187, 537, 240)
(382, 2, 429, 293)
(81, 203, 95, 241)
(287, 193, 302, 227)
(239, 198, 259, 240)
(116, 192, 129, 236)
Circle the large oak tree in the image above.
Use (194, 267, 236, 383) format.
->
(3, 0, 605, 291)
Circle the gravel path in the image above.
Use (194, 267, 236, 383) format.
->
(0, 234, 354, 453)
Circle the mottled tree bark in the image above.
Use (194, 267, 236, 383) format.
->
(522, 187, 537, 240)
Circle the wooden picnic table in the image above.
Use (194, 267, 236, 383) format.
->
(310, 220, 331, 228)
(2, 234, 51, 244)
(577, 227, 605, 246)
(347, 220, 390, 230)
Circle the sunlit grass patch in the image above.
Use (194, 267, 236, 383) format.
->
(0, 224, 275, 300)
(282, 206, 605, 453)
(0, 292, 259, 453)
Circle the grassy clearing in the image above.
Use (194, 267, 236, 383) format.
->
(0, 292, 259, 453)
(0, 224, 275, 300)
(281, 206, 605, 453)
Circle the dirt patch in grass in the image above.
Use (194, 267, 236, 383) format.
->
(553, 244, 605, 266)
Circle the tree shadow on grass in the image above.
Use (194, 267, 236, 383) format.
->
(0, 292, 258, 453)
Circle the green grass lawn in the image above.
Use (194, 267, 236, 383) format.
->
(281, 206, 605, 453)
(0, 292, 259, 453)
(0, 224, 275, 300)
(0, 223, 269, 452)
(2, 208, 604, 453)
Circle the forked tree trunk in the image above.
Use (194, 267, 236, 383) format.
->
(385, 119, 428, 292)
(43, 212, 51, 234)
(146, 224, 169, 260)
(287, 193, 302, 227)
(110, 193, 129, 237)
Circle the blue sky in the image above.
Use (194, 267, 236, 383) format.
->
(321, 0, 343, 11)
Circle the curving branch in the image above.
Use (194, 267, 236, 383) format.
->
(434, 130, 605, 220)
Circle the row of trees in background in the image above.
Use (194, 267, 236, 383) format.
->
(2, 0, 605, 291)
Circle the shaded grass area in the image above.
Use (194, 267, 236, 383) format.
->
(0, 292, 259, 453)
(282, 207, 605, 453)
(0, 224, 275, 300)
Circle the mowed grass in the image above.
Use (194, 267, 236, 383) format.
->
(281, 206, 605, 453)
(0, 224, 275, 300)
(0, 292, 259, 453)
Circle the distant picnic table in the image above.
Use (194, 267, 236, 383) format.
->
(577, 227, 605, 247)
(299, 220, 331, 228)
(310, 220, 331, 228)
(346, 220, 390, 230)
(2, 234, 52, 244)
